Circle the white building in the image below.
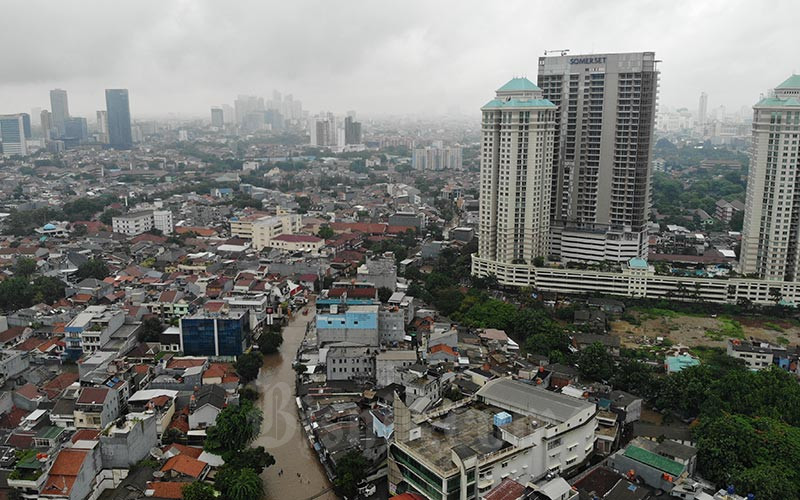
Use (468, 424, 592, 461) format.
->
(112, 210, 173, 236)
(249, 214, 302, 249)
(412, 146, 463, 170)
(740, 75, 800, 281)
(477, 77, 556, 268)
(389, 377, 597, 499)
(0, 114, 28, 157)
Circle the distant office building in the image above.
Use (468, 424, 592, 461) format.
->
(740, 75, 800, 281)
(472, 77, 556, 275)
(222, 104, 234, 124)
(105, 89, 133, 149)
(234, 95, 263, 125)
(96, 110, 109, 144)
(40, 110, 53, 141)
(0, 114, 28, 157)
(64, 117, 89, 144)
(412, 145, 462, 170)
(311, 114, 338, 147)
(211, 107, 224, 128)
(538, 52, 659, 263)
(20, 113, 31, 139)
(698, 91, 708, 126)
(344, 116, 362, 144)
(180, 310, 249, 357)
(50, 88, 70, 137)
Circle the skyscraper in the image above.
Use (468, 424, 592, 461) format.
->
(0, 114, 28, 157)
(472, 78, 556, 277)
(344, 116, 362, 144)
(49, 88, 69, 138)
(698, 91, 708, 126)
(740, 75, 800, 281)
(40, 110, 53, 141)
(538, 52, 659, 262)
(20, 113, 31, 139)
(105, 89, 133, 149)
(96, 110, 109, 144)
(211, 107, 224, 128)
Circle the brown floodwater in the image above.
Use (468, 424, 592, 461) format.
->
(254, 300, 338, 500)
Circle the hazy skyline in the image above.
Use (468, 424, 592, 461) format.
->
(2, 0, 797, 118)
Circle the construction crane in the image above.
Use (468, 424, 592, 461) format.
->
(544, 49, 570, 56)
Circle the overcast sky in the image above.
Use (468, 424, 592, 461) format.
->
(2, 0, 798, 119)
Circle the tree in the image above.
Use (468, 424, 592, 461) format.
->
(14, 257, 37, 277)
(161, 427, 185, 445)
(317, 225, 334, 239)
(216, 466, 264, 500)
(72, 224, 88, 237)
(576, 343, 616, 382)
(182, 482, 217, 500)
(99, 208, 121, 225)
(729, 210, 744, 231)
(204, 399, 263, 454)
(234, 351, 263, 383)
(257, 330, 283, 354)
(222, 446, 275, 474)
(76, 259, 109, 280)
(377, 286, 393, 303)
(139, 317, 164, 342)
(333, 450, 369, 499)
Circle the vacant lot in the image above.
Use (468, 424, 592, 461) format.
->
(610, 308, 800, 349)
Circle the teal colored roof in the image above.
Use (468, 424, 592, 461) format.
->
(624, 445, 685, 477)
(755, 96, 800, 108)
(43, 223, 56, 230)
(776, 74, 800, 89)
(666, 355, 700, 373)
(628, 258, 649, 270)
(482, 98, 555, 110)
(497, 77, 541, 93)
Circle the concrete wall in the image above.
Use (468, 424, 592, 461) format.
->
(100, 415, 158, 468)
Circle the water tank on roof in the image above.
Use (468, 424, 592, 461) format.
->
(493, 411, 512, 427)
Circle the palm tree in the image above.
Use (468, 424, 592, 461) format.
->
(226, 468, 263, 500)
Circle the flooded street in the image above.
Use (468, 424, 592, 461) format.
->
(254, 300, 337, 500)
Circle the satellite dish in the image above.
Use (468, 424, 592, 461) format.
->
(152, 471, 165, 478)
(149, 447, 164, 460)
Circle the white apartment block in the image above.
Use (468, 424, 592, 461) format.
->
(251, 214, 303, 250)
(112, 210, 173, 236)
(740, 75, 800, 281)
(477, 77, 556, 268)
(412, 146, 463, 170)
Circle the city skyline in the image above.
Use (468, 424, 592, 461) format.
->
(1, 0, 797, 118)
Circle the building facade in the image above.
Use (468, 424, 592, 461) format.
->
(538, 52, 659, 262)
(0, 114, 28, 157)
(739, 75, 800, 281)
(477, 77, 556, 268)
(105, 89, 133, 149)
(179, 310, 249, 357)
(49, 88, 70, 138)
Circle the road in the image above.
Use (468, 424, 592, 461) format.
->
(254, 301, 337, 500)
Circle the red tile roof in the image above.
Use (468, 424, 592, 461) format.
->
(147, 481, 187, 499)
(430, 344, 458, 357)
(13, 336, 47, 352)
(42, 372, 79, 399)
(77, 387, 109, 405)
(0, 326, 27, 344)
(161, 454, 207, 478)
(15, 383, 42, 401)
(272, 234, 323, 243)
(43, 449, 88, 497)
(168, 408, 190, 434)
(167, 358, 207, 370)
(0, 407, 28, 429)
(484, 478, 526, 500)
(71, 429, 100, 443)
(162, 443, 203, 459)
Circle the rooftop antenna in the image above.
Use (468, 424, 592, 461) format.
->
(544, 49, 570, 56)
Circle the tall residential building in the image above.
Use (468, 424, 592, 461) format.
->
(472, 77, 556, 277)
(740, 75, 800, 281)
(344, 115, 362, 144)
(20, 113, 31, 139)
(96, 110, 109, 144)
(49, 88, 70, 138)
(105, 89, 133, 149)
(698, 91, 708, 126)
(538, 52, 659, 262)
(211, 107, 224, 128)
(0, 114, 28, 157)
(40, 110, 53, 141)
(412, 145, 463, 170)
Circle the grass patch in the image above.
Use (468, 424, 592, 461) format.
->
(633, 307, 682, 320)
(690, 345, 725, 362)
(704, 317, 744, 341)
(777, 336, 790, 345)
(764, 322, 784, 332)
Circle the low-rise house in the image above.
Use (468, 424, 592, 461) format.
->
(74, 387, 119, 429)
(188, 385, 228, 430)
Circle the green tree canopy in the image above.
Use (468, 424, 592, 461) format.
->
(76, 259, 109, 281)
(204, 399, 263, 454)
(182, 482, 218, 500)
(234, 351, 263, 383)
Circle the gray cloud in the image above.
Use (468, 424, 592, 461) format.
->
(1, 0, 798, 118)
